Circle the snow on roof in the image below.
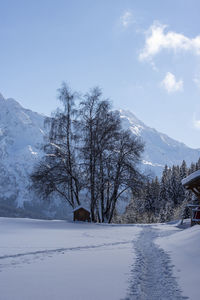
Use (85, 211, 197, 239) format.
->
(181, 170, 200, 187)
(73, 205, 90, 212)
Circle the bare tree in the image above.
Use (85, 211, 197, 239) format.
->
(79, 88, 144, 222)
(31, 84, 144, 222)
(31, 83, 81, 208)
(104, 130, 144, 222)
(78, 87, 120, 221)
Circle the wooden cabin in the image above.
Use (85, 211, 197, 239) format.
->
(182, 170, 200, 225)
(73, 206, 91, 222)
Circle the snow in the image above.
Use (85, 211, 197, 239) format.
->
(120, 109, 200, 177)
(142, 159, 164, 167)
(181, 169, 200, 187)
(1, 217, 200, 299)
(156, 222, 200, 300)
(127, 224, 184, 299)
(0, 217, 141, 300)
(73, 205, 90, 212)
(0, 93, 45, 207)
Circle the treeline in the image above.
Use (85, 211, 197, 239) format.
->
(31, 83, 144, 223)
(119, 159, 200, 223)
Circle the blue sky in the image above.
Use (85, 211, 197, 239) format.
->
(1, 0, 200, 148)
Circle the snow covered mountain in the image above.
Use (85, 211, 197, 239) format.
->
(0, 93, 200, 216)
(0, 93, 45, 215)
(120, 109, 200, 176)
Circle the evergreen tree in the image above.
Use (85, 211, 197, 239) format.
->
(196, 158, 200, 170)
(180, 160, 188, 179)
(159, 165, 171, 209)
(151, 176, 160, 215)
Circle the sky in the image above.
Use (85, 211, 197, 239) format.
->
(1, 0, 200, 148)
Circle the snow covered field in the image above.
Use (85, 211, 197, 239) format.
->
(0, 218, 199, 300)
(0, 218, 141, 300)
(156, 222, 200, 300)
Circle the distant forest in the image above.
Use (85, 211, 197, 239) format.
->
(118, 159, 200, 223)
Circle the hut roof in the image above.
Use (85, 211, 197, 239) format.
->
(181, 170, 200, 188)
(73, 205, 90, 213)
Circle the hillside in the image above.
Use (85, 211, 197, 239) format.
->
(120, 109, 200, 176)
(0, 93, 44, 208)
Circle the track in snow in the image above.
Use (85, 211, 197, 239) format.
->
(0, 241, 131, 272)
(0, 241, 131, 261)
(124, 226, 188, 300)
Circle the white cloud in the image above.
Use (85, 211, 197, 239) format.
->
(193, 114, 200, 129)
(139, 22, 200, 61)
(120, 11, 133, 28)
(161, 72, 183, 93)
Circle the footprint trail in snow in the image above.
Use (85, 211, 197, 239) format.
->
(125, 226, 188, 300)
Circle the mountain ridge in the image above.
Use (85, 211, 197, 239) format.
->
(119, 109, 200, 175)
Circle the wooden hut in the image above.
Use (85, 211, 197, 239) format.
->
(182, 170, 200, 225)
(73, 206, 91, 222)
